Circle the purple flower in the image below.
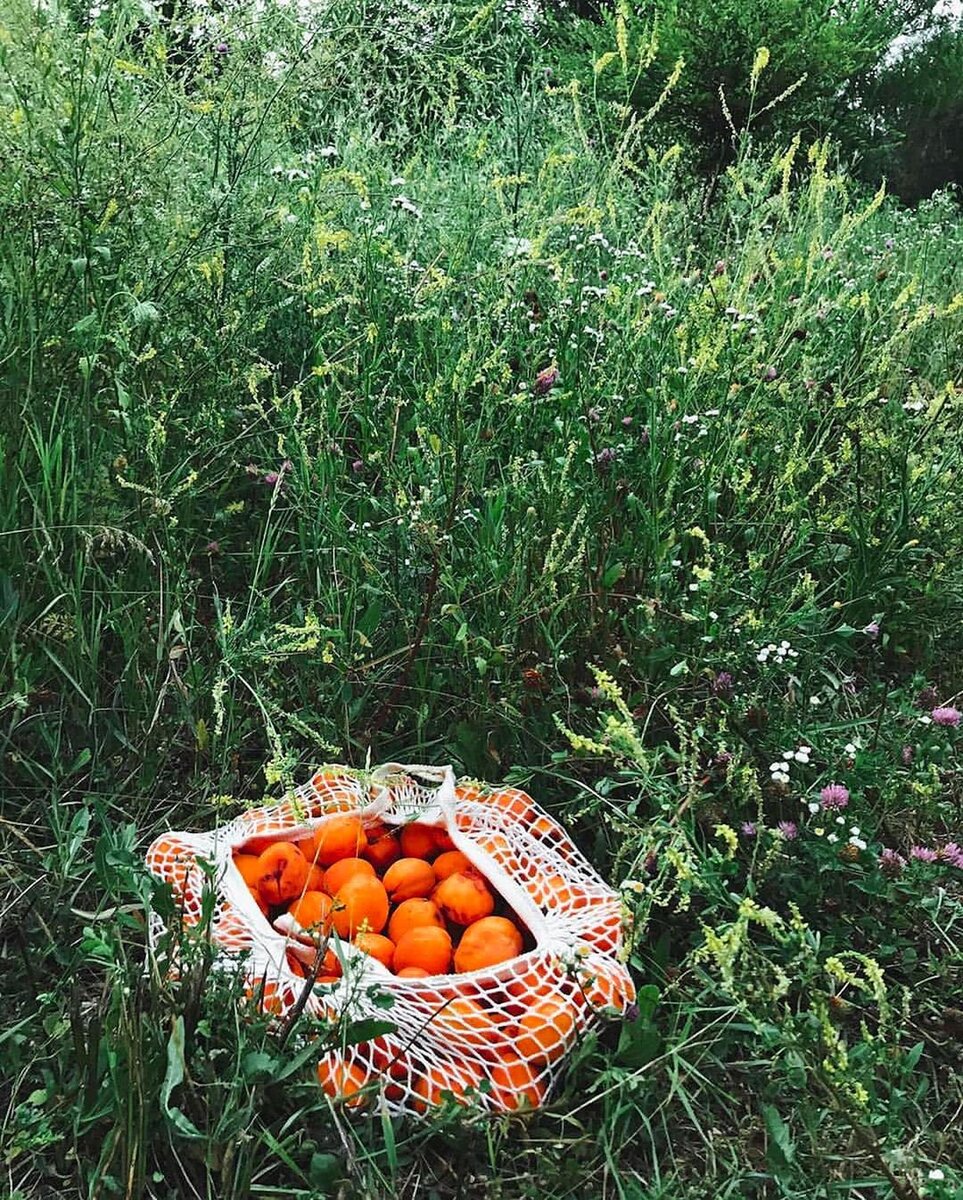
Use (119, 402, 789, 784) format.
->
(909, 845, 938, 863)
(862, 621, 880, 639)
(879, 847, 905, 874)
(762, 365, 778, 382)
(280, 459, 293, 474)
(621, 415, 633, 428)
(931, 706, 961, 728)
(820, 783, 850, 811)
(712, 671, 734, 699)
(215, 41, 229, 54)
(533, 365, 559, 395)
(587, 406, 602, 423)
(205, 540, 220, 555)
(741, 822, 757, 837)
(262, 471, 280, 486)
(639, 425, 650, 446)
(712, 259, 726, 276)
(594, 447, 616, 471)
(901, 745, 914, 766)
(885, 237, 894, 250)
(777, 820, 798, 841)
(938, 842, 963, 868)
(351, 459, 364, 475)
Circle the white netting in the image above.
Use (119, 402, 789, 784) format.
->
(145, 763, 635, 1115)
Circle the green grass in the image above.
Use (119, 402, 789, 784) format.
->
(1, 2, 962, 1196)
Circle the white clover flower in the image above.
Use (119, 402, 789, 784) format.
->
(836, 816, 845, 825)
(826, 833, 839, 844)
(808, 802, 820, 814)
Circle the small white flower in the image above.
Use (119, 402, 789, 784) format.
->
(808, 802, 820, 814)
(810, 696, 822, 706)
(928, 1169, 945, 1181)
(767, 643, 777, 652)
(671, 559, 682, 567)
(688, 582, 699, 592)
(798, 745, 812, 755)
(709, 610, 719, 620)
(845, 742, 857, 755)
(827, 833, 839, 844)
(919, 715, 932, 725)
(850, 826, 861, 836)
(836, 816, 845, 825)
(788, 648, 799, 658)
(850, 837, 867, 850)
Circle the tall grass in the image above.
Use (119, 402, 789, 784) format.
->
(1, 2, 962, 1196)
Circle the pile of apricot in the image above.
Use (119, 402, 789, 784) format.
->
(232, 814, 532, 981)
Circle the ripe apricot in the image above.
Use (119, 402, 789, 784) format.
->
(432, 850, 472, 880)
(453, 916, 522, 974)
(488, 1054, 544, 1111)
(306, 863, 326, 891)
(515, 996, 579, 1063)
(311, 814, 367, 866)
(412, 1061, 481, 1111)
(330, 875, 389, 938)
(233, 854, 261, 888)
(399, 822, 440, 859)
(396, 966, 431, 978)
(317, 1057, 369, 1108)
(393, 926, 452, 975)
(433, 870, 495, 926)
(287, 890, 333, 937)
(324, 857, 375, 896)
(576, 962, 634, 1011)
(383, 858, 437, 902)
(431, 994, 494, 1049)
(256, 842, 309, 906)
(364, 831, 402, 872)
(387, 898, 445, 944)
(354, 931, 395, 969)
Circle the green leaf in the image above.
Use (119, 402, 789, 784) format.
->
(601, 561, 625, 588)
(762, 1103, 795, 1172)
(309, 1151, 342, 1192)
(161, 1016, 203, 1139)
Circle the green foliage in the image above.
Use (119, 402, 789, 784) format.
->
(1, 1, 962, 1197)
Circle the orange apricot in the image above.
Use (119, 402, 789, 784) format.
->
(233, 854, 262, 887)
(396, 966, 431, 978)
(412, 1061, 481, 1111)
(330, 875, 389, 938)
(433, 870, 495, 926)
(399, 822, 440, 859)
(393, 926, 452, 975)
(431, 995, 494, 1050)
(248, 886, 270, 915)
(488, 1054, 544, 1111)
(324, 856, 375, 896)
(256, 842, 310, 906)
(311, 814, 367, 866)
(515, 996, 579, 1063)
(306, 863, 326, 891)
(287, 890, 333, 937)
(354, 932, 395, 969)
(364, 828, 402, 871)
(317, 1057, 369, 1108)
(432, 850, 472, 880)
(453, 916, 522, 974)
(383, 857, 437, 902)
(387, 898, 445, 944)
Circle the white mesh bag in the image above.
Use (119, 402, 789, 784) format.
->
(145, 763, 636, 1114)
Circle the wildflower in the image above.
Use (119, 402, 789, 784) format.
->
(587, 406, 602, 423)
(594, 447, 616, 471)
(909, 846, 938, 863)
(533, 365, 559, 395)
(620, 415, 633, 428)
(215, 41, 229, 54)
(879, 847, 905, 874)
(712, 259, 726, 276)
(807, 801, 820, 814)
(712, 671, 734, 698)
(901, 745, 914, 765)
(916, 685, 938, 709)
(862, 621, 880, 639)
(351, 459, 364, 475)
(826, 833, 839, 844)
(777, 820, 798, 840)
(639, 426, 650, 446)
(939, 843, 963, 868)
(885, 237, 895, 251)
(205, 540, 220, 555)
(931, 706, 961, 727)
(262, 470, 280, 486)
(741, 822, 757, 837)
(769, 760, 791, 785)
(928, 1169, 945, 1182)
(820, 783, 849, 810)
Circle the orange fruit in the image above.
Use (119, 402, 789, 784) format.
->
(248, 885, 270, 916)
(317, 1057, 369, 1108)
(393, 926, 452, 975)
(383, 858, 437, 902)
(364, 825, 402, 871)
(354, 931, 395, 969)
(433, 870, 495, 926)
(233, 854, 261, 887)
(453, 916, 523, 974)
(515, 996, 579, 1063)
(256, 842, 310, 906)
(310, 815, 367, 867)
(330, 875, 389, 938)
(238, 834, 285, 856)
(324, 857, 375, 896)
(387, 898, 445, 944)
(577, 962, 634, 1011)
(306, 863, 326, 891)
(396, 966, 431, 978)
(287, 890, 334, 937)
(432, 850, 472, 880)
(400, 822, 440, 860)
(431, 994, 494, 1049)
(412, 1061, 481, 1111)
(488, 1054, 544, 1111)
